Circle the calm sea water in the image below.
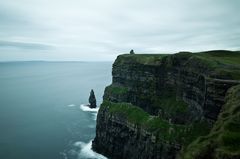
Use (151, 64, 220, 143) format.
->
(0, 62, 112, 159)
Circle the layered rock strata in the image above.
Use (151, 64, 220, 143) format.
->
(93, 50, 240, 159)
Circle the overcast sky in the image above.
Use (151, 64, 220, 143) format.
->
(0, 0, 239, 61)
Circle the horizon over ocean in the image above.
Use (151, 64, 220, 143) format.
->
(0, 61, 111, 159)
(0, 61, 114, 63)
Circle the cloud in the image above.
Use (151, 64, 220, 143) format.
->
(0, 40, 54, 50)
(0, 0, 239, 61)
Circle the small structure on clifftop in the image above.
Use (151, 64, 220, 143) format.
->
(88, 89, 97, 108)
(130, 49, 135, 54)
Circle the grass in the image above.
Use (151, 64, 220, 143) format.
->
(221, 131, 240, 151)
(191, 50, 240, 80)
(182, 84, 240, 159)
(152, 95, 188, 116)
(105, 84, 128, 95)
(115, 54, 168, 65)
(104, 84, 188, 118)
(171, 51, 240, 80)
(100, 100, 211, 145)
(116, 50, 240, 80)
(196, 50, 240, 66)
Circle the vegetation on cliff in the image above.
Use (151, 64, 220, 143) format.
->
(101, 100, 211, 146)
(117, 50, 240, 79)
(152, 94, 189, 117)
(94, 50, 240, 159)
(165, 50, 240, 80)
(104, 85, 128, 96)
(182, 84, 240, 159)
(114, 54, 168, 65)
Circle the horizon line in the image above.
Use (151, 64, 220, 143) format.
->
(0, 60, 114, 63)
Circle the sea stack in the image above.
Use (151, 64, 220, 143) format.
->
(88, 89, 97, 108)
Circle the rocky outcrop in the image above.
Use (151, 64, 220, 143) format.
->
(89, 89, 97, 108)
(93, 50, 240, 159)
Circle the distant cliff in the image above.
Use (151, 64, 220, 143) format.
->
(92, 50, 240, 159)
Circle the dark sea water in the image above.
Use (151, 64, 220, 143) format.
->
(0, 62, 112, 159)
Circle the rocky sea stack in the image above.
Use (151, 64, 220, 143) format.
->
(88, 89, 97, 108)
(92, 50, 240, 159)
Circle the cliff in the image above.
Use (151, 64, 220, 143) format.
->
(182, 84, 240, 159)
(92, 50, 240, 159)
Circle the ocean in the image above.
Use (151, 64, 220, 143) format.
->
(0, 61, 112, 159)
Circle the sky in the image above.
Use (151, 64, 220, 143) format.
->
(0, 0, 240, 61)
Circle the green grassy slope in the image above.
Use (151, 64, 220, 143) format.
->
(101, 100, 211, 146)
(117, 50, 240, 79)
(115, 54, 168, 65)
(182, 84, 240, 159)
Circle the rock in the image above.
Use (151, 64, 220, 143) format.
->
(88, 89, 97, 108)
(92, 104, 180, 159)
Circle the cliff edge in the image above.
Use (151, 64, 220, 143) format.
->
(93, 50, 240, 159)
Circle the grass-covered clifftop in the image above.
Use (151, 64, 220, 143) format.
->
(118, 50, 240, 66)
(117, 50, 240, 80)
(114, 54, 168, 65)
(194, 50, 240, 80)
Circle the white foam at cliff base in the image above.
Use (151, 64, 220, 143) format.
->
(92, 112, 98, 121)
(80, 104, 99, 112)
(74, 141, 85, 147)
(67, 104, 76, 107)
(74, 140, 107, 159)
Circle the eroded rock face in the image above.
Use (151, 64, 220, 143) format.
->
(92, 106, 180, 159)
(93, 51, 240, 159)
(182, 84, 240, 159)
(104, 53, 239, 123)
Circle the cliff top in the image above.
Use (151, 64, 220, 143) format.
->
(115, 54, 168, 65)
(118, 50, 240, 65)
(195, 50, 240, 66)
(116, 50, 240, 80)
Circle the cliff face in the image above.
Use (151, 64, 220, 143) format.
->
(93, 50, 240, 159)
(104, 51, 240, 123)
(92, 105, 173, 159)
(93, 101, 183, 159)
(182, 84, 240, 159)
